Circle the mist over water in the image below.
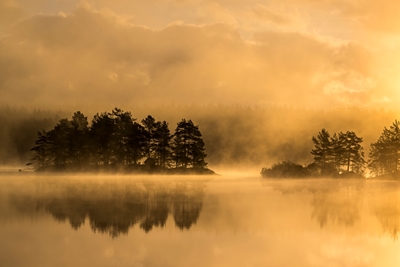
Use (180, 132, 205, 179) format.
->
(1, 105, 399, 171)
(1, 173, 400, 266)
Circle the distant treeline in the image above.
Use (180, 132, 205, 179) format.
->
(28, 108, 208, 172)
(262, 120, 400, 178)
(1, 105, 400, 169)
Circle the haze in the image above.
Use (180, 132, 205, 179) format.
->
(1, 0, 400, 109)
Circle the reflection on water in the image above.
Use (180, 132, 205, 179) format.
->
(267, 180, 364, 228)
(4, 177, 400, 238)
(265, 179, 400, 239)
(3, 175, 400, 266)
(4, 177, 205, 237)
(370, 182, 400, 240)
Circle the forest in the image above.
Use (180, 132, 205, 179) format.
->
(27, 108, 211, 174)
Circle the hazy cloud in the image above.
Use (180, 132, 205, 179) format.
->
(252, 5, 291, 25)
(0, 2, 398, 109)
(0, 0, 26, 34)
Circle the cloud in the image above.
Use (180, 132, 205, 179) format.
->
(0, 5, 390, 110)
(0, 0, 26, 33)
(252, 5, 291, 25)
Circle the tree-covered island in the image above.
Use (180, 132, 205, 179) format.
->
(28, 108, 215, 175)
(262, 120, 400, 179)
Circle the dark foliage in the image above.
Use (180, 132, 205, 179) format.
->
(260, 161, 310, 178)
(369, 120, 400, 177)
(262, 128, 366, 179)
(28, 108, 209, 173)
(311, 129, 365, 176)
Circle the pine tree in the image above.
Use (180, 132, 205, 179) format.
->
(154, 121, 172, 168)
(369, 120, 400, 176)
(28, 130, 52, 168)
(127, 122, 147, 165)
(172, 119, 207, 169)
(48, 118, 72, 166)
(69, 111, 89, 166)
(141, 115, 159, 159)
(311, 129, 335, 175)
(90, 112, 115, 165)
(337, 131, 365, 173)
(110, 108, 134, 164)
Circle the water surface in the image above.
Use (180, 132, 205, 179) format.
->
(1, 173, 400, 267)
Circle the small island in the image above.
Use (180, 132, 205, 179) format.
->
(28, 108, 216, 175)
(261, 120, 400, 179)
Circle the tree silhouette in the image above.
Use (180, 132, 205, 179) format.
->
(109, 108, 134, 165)
(369, 120, 400, 176)
(154, 121, 172, 168)
(311, 129, 335, 175)
(69, 111, 89, 166)
(48, 118, 73, 166)
(127, 122, 147, 165)
(141, 115, 159, 159)
(172, 119, 207, 169)
(338, 131, 365, 173)
(310, 129, 365, 176)
(29, 130, 52, 168)
(89, 112, 115, 165)
(29, 108, 210, 173)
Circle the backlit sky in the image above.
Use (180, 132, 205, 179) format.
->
(2, 0, 400, 109)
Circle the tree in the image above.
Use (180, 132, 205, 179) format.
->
(110, 108, 134, 165)
(29, 112, 89, 169)
(154, 121, 172, 168)
(127, 122, 147, 165)
(369, 120, 400, 176)
(311, 129, 335, 175)
(28, 130, 52, 168)
(69, 111, 89, 166)
(28, 109, 210, 173)
(141, 115, 159, 159)
(90, 112, 115, 165)
(311, 129, 365, 176)
(172, 119, 207, 169)
(337, 131, 365, 173)
(47, 118, 73, 166)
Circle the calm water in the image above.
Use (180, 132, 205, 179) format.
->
(1, 173, 400, 267)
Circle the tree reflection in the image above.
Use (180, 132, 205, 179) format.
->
(310, 188, 361, 228)
(266, 179, 400, 239)
(7, 179, 206, 237)
(266, 180, 363, 228)
(172, 183, 203, 229)
(370, 183, 400, 240)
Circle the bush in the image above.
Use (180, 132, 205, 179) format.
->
(261, 161, 310, 178)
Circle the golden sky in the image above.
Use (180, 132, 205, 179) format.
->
(1, 0, 400, 109)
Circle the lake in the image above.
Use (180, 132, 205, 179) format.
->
(1, 172, 400, 267)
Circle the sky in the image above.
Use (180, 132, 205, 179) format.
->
(1, 0, 400, 109)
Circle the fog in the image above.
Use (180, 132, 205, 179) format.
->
(1, 105, 399, 172)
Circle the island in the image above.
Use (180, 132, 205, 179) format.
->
(261, 121, 400, 180)
(28, 108, 216, 175)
